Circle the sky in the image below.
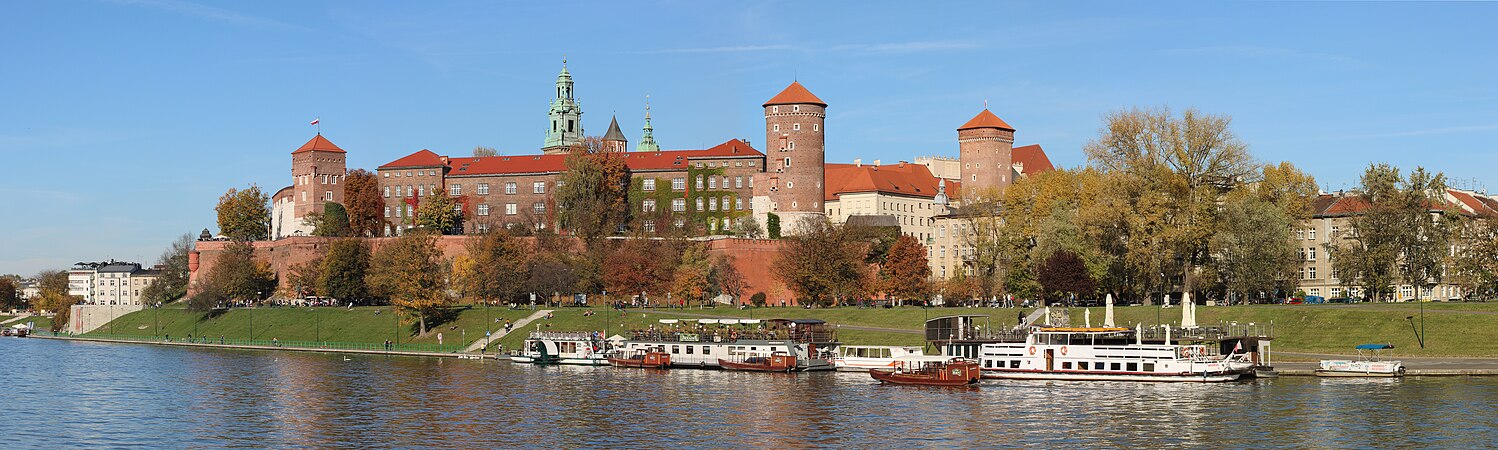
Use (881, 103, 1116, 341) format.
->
(2, 1, 1496, 276)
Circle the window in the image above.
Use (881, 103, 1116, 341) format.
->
(748, 161, 756, 167)
(533, 182, 546, 194)
(533, 202, 546, 214)
(1308, 248, 1317, 261)
(1298, 248, 1305, 261)
(477, 204, 490, 216)
(505, 182, 517, 195)
(772, 106, 779, 113)
(793, 105, 800, 112)
(301, 191, 306, 201)
(748, 177, 753, 187)
(477, 183, 489, 195)
(506, 204, 518, 215)
(672, 198, 686, 212)
(643, 179, 655, 191)
(643, 199, 656, 212)
(723, 196, 731, 211)
(735, 176, 743, 188)
(1308, 229, 1316, 240)
(1297, 229, 1305, 240)
(383, 172, 389, 178)
(696, 198, 704, 211)
(1331, 225, 1340, 236)
(773, 124, 780, 132)
(384, 187, 391, 197)
(709, 177, 717, 189)
(406, 171, 412, 177)
(450, 184, 462, 195)
(786, 181, 794, 189)
(696, 176, 704, 190)
(644, 221, 656, 233)
(1310, 288, 1321, 296)
(418, 185, 425, 196)
(672, 178, 686, 190)
(813, 124, 819, 131)
(793, 123, 801, 131)
(384, 207, 390, 217)
(788, 141, 795, 150)
(735, 198, 743, 210)
(709, 198, 717, 211)
(783, 157, 791, 168)
(394, 205, 402, 218)
(1308, 267, 1317, 279)
(324, 191, 333, 201)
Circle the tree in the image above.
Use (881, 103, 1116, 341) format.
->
(473, 146, 498, 156)
(772, 217, 868, 306)
(1395, 167, 1452, 302)
(1328, 164, 1410, 301)
(711, 254, 748, 304)
(556, 145, 631, 247)
(366, 231, 448, 334)
(1038, 250, 1096, 304)
(453, 229, 530, 304)
(1256, 161, 1320, 221)
(879, 235, 930, 304)
(285, 257, 323, 299)
(309, 202, 351, 237)
(749, 292, 767, 307)
(766, 213, 782, 239)
(1450, 214, 1498, 300)
(191, 241, 275, 311)
(1211, 196, 1297, 304)
(671, 244, 713, 307)
(319, 238, 371, 303)
(216, 185, 271, 241)
(344, 169, 385, 238)
(34, 270, 76, 332)
(604, 238, 674, 302)
(141, 233, 194, 305)
(415, 193, 463, 234)
(0, 277, 18, 311)
(733, 216, 764, 239)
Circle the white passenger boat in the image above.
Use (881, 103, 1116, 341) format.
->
(833, 345, 925, 371)
(1316, 344, 1405, 377)
(618, 318, 838, 371)
(977, 326, 1243, 382)
(510, 331, 610, 366)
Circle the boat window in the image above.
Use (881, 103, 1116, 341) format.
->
(1079, 361, 1089, 370)
(1111, 363, 1122, 371)
(984, 360, 993, 368)
(672, 345, 680, 354)
(702, 346, 710, 354)
(1062, 362, 1073, 370)
(686, 346, 694, 354)
(1127, 363, 1138, 372)
(880, 348, 891, 358)
(1010, 360, 1020, 369)
(1143, 363, 1155, 372)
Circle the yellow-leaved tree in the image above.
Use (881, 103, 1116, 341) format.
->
(367, 231, 448, 335)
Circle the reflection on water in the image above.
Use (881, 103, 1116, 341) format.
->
(4, 338, 1497, 448)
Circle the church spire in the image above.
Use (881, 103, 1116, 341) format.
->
(543, 58, 584, 153)
(637, 95, 660, 152)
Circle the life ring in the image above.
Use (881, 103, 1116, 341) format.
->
(1060, 346, 1069, 356)
(1028, 346, 1037, 356)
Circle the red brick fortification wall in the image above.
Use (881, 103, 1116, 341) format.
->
(704, 237, 801, 306)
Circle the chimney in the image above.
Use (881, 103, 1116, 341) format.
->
(898, 160, 907, 167)
(874, 159, 881, 166)
(855, 158, 862, 167)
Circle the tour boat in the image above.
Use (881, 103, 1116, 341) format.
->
(718, 350, 798, 372)
(977, 326, 1243, 382)
(833, 345, 925, 372)
(608, 348, 671, 369)
(618, 318, 837, 371)
(510, 331, 610, 366)
(869, 356, 982, 386)
(1316, 344, 1406, 377)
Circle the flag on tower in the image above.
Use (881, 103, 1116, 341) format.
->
(310, 118, 320, 126)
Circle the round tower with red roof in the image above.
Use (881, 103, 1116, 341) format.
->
(759, 81, 827, 233)
(958, 109, 1015, 197)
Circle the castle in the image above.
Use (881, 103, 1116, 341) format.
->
(268, 62, 1053, 280)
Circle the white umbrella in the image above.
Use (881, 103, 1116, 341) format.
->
(1084, 308, 1092, 328)
(1181, 291, 1197, 329)
(1104, 293, 1116, 327)
(698, 319, 719, 324)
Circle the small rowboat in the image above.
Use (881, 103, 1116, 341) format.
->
(609, 349, 671, 369)
(870, 356, 982, 386)
(1316, 344, 1406, 377)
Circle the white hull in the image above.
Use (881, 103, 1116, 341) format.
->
(833, 346, 924, 372)
(982, 368, 1241, 382)
(977, 334, 1246, 383)
(1316, 359, 1405, 377)
(619, 339, 835, 371)
(510, 355, 609, 366)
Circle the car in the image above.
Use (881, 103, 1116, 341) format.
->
(1328, 297, 1356, 304)
(1284, 297, 1304, 305)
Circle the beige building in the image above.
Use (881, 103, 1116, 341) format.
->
(69, 261, 161, 306)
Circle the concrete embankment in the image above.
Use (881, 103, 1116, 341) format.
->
(1274, 359, 1498, 376)
(31, 334, 501, 360)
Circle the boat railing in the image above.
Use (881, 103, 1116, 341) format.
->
(627, 329, 835, 343)
(528, 331, 598, 341)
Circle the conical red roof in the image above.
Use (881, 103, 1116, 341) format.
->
(292, 134, 345, 154)
(958, 109, 1014, 131)
(763, 81, 827, 107)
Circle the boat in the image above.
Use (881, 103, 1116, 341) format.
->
(833, 345, 925, 372)
(617, 318, 838, 371)
(510, 331, 610, 366)
(718, 350, 798, 372)
(608, 348, 671, 369)
(1316, 344, 1406, 377)
(869, 356, 981, 386)
(977, 326, 1243, 382)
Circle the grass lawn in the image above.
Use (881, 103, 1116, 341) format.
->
(86, 305, 537, 350)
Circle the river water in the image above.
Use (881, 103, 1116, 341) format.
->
(5, 338, 1496, 448)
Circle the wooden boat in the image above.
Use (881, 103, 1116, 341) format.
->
(718, 351, 798, 372)
(870, 356, 981, 386)
(1316, 344, 1405, 377)
(609, 349, 671, 369)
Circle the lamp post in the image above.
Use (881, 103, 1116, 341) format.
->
(1157, 272, 1165, 329)
(313, 306, 320, 345)
(250, 291, 259, 341)
(154, 302, 160, 340)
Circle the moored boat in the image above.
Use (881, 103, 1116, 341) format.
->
(718, 350, 798, 372)
(1316, 344, 1405, 377)
(609, 348, 671, 369)
(833, 345, 924, 372)
(619, 318, 837, 371)
(978, 326, 1243, 382)
(510, 331, 610, 366)
(870, 356, 981, 386)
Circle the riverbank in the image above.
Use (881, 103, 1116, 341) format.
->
(77, 302, 1498, 358)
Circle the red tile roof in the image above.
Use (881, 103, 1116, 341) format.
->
(379, 149, 446, 169)
(824, 162, 945, 201)
(957, 109, 1014, 131)
(1013, 144, 1054, 174)
(293, 134, 345, 154)
(763, 81, 827, 107)
(1449, 189, 1498, 217)
(384, 140, 763, 176)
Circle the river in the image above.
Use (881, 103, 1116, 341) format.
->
(4, 338, 1496, 448)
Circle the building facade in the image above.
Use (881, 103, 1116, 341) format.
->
(752, 81, 828, 236)
(67, 261, 160, 306)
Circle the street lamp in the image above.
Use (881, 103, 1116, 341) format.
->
(1405, 315, 1425, 348)
(1157, 272, 1165, 329)
(250, 290, 260, 341)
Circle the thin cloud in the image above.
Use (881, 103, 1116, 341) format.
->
(104, 0, 300, 30)
(1162, 45, 1361, 65)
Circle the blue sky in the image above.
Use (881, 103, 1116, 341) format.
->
(2, 1, 1496, 276)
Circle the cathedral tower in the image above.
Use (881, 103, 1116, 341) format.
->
(602, 115, 628, 152)
(754, 81, 826, 234)
(636, 96, 660, 152)
(957, 109, 1015, 198)
(543, 60, 584, 154)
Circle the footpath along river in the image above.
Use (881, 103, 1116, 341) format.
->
(4, 337, 1497, 448)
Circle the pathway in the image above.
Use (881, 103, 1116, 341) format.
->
(462, 309, 554, 353)
(1, 314, 33, 325)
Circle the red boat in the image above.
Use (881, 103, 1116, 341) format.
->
(609, 349, 671, 369)
(718, 351, 798, 372)
(870, 357, 982, 386)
